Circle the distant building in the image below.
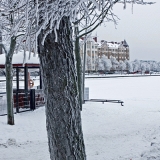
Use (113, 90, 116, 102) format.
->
(80, 37, 130, 71)
(97, 40, 130, 61)
(80, 37, 99, 71)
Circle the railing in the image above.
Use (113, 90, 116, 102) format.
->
(85, 99, 124, 106)
(35, 89, 45, 107)
(13, 89, 45, 113)
(13, 89, 31, 112)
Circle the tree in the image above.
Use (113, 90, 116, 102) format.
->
(94, 55, 100, 71)
(150, 61, 157, 72)
(139, 62, 146, 74)
(36, 1, 154, 159)
(0, 0, 36, 125)
(146, 63, 151, 72)
(38, 17, 86, 160)
(124, 59, 133, 73)
(98, 58, 105, 71)
(118, 60, 126, 73)
(132, 59, 140, 72)
(157, 62, 160, 72)
(101, 55, 112, 71)
(110, 56, 119, 70)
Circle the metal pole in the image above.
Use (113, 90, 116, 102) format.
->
(30, 89, 35, 110)
(24, 66, 28, 91)
(82, 18, 87, 103)
(24, 66, 29, 108)
(0, 31, 2, 54)
(16, 67, 19, 113)
(39, 68, 42, 89)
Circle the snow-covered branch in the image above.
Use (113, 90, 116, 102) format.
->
(0, 0, 154, 54)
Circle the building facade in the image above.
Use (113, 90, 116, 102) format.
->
(80, 37, 99, 71)
(97, 40, 130, 61)
(80, 38, 130, 71)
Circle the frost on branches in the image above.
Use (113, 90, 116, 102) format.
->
(0, 0, 154, 159)
(0, 0, 154, 53)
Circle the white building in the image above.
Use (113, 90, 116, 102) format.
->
(80, 37, 99, 71)
(80, 38, 130, 71)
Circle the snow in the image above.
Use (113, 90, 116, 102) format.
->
(0, 51, 39, 65)
(1, 76, 160, 160)
(107, 42, 120, 48)
(97, 41, 121, 49)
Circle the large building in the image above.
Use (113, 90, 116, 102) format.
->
(80, 37, 130, 71)
(98, 40, 130, 61)
(80, 37, 99, 71)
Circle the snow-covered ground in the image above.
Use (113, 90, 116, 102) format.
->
(1, 76, 160, 160)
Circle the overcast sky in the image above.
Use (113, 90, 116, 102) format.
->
(93, 0, 160, 61)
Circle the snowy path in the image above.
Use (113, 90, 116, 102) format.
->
(0, 76, 160, 160)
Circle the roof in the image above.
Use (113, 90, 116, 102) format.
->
(107, 42, 120, 48)
(0, 51, 40, 68)
(123, 40, 129, 47)
(98, 41, 121, 49)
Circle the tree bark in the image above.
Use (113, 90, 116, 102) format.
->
(38, 17, 86, 160)
(6, 36, 16, 125)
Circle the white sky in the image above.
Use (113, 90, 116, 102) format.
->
(93, 0, 160, 61)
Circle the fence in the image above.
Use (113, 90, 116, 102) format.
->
(13, 89, 45, 113)
(0, 89, 45, 116)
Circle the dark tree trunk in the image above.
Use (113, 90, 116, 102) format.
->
(6, 36, 16, 125)
(38, 17, 86, 160)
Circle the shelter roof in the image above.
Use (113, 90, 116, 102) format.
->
(0, 51, 40, 68)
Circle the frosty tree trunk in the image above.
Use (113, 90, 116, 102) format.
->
(38, 17, 86, 160)
(6, 36, 16, 125)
